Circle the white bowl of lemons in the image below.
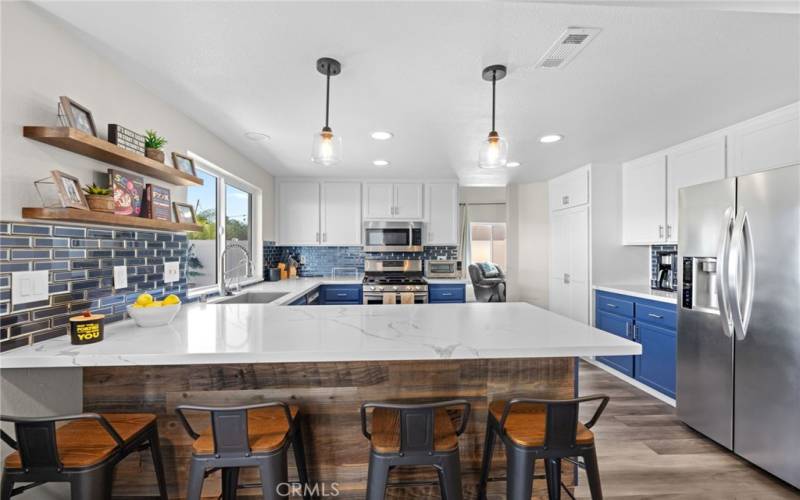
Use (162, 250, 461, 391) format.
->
(127, 293, 182, 327)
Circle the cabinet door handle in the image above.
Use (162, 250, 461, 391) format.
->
(563, 273, 570, 284)
(658, 225, 664, 239)
(607, 303, 618, 309)
(316, 232, 320, 242)
(625, 321, 631, 338)
(323, 232, 327, 243)
(648, 313, 663, 319)
(633, 324, 640, 342)
(336, 293, 348, 297)
(441, 292, 452, 296)
(562, 195, 570, 206)
(666, 224, 672, 240)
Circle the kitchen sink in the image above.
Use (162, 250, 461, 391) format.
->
(212, 291, 289, 304)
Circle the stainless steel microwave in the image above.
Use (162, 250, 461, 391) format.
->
(424, 260, 462, 279)
(363, 221, 423, 252)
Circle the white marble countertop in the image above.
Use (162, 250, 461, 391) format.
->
(0, 296, 640, 368)
(593, 284, 677, 304)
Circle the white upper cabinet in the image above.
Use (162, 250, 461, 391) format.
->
(549, 165, 589, 212)
(728, 103, 800, 177)
(622, 154, 667, 245)
(665, 134, 726, 243)
(364, 182, 424, 220)
(425, 183, 458, 246)
(364, 183, 395, 219)
(322, 182, 362, 245)
(278, 181, 321, 245)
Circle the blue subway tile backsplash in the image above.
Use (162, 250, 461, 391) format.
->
(0, 221, 189, 352)
(263, 242, 458, 278)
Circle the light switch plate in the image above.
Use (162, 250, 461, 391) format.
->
(113, 266, 128, 289)
(164, 261, 179, 283)
(11, 270, 49, 305)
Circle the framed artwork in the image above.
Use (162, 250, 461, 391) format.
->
(142, 184, 171, 221)
(59, 96, 97, 137)
(171, 153, 197, 177)
(173, 202, 197, 224)
(51, 170, 89, 210)
(108, 169, 145, 216)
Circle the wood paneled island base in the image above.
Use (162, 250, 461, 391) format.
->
(84, 357, 577, 499)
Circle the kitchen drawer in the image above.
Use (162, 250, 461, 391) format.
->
(429, 284, 466, 303)
(321, 285, 361, 304)
(636, 302, 676, 329)
(595, 292, 634, 317)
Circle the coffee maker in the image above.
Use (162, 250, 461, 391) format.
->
(655, 251, 677, 291)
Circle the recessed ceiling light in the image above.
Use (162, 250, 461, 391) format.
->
(506, 161, 521, 168)
(539, 134, 563, 144)
(370, 131, 393, 140)
(244, 131, 270, 141)
(373, 159, 390, 167)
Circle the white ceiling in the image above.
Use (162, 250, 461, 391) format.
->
(36, 1, 799, 185)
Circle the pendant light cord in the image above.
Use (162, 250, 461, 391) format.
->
(491, 69, 496, 132)
(325, 66, 331, 129)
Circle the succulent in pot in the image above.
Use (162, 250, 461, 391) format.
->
(144, 129, 167, 163)
(82, 183, 115, 213)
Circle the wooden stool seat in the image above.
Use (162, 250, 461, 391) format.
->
(370, 407, 458, 453)
(489, 400, 595, 447)
(3, 413, 156, 470)
(192, 405, 299, 455)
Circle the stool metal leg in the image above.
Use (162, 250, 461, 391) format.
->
(582, 447, 603, 500)
(365, 453, 391, 500)
(222, 467, 239, 500)
(0, 476, 14, 500)
(505, 447, 535, 500)
(259, 452, 289, 499)
(477, 418, 496, 499)
(290, 425, 311, 499)
(186, 459, 205, 500)
(70, 466, 113, 500)
(148, 426, 169, 499)
(546, 458, 562, 500)
(437, 451, 464, 500)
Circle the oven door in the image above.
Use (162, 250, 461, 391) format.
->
(363, 292, 428, 305)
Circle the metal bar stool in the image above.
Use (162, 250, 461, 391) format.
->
(360, 399, 471, 500)
(176, 401, 310, 500)
(0, 412, 167, 500)
(477, 394, 610, 500)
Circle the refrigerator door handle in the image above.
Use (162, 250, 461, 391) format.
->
(729, 210, 756, 341)
(716, 207, 735, 338)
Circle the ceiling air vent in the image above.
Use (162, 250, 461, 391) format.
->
(535, 27, 601, 69)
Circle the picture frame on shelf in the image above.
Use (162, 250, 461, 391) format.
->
(50, 170, 90, 210)
(171, 152, 197, 177)
(58, 96, 97, 137)
(173, 202, 197, 225)
(108, 169, 145, 216)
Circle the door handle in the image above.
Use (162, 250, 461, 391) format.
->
(563, 273, 570, 284)
(648, 313, 663, 319)
(625, 321, 631, 338)
(716, 207, 734, 338)
(606, 303, 618, 308)
(442, 292, 452, 296)
(336, 293, 347, 297)
(323, 232, 327, 243)
(666, 224, 672, 240)
(633, 324, 639, 342)
(729, 210, 755, 341)
(658, 225, 664, 240)
(562, 195, 570, 206)
(316, 232, 320, 242)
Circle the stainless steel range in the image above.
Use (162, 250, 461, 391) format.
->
(362, 260, 428, 305)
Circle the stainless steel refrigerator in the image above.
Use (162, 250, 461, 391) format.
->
(677, 163, 800, 489)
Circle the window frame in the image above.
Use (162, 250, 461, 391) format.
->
(186, 152, 263, 298)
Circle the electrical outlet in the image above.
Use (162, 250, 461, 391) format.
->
(113, 266, 128, 289)
(164, 261, 179, 283)
(11, 270, 49, 305)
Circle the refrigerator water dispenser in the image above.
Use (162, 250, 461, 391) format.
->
(682, 256, 719, 313)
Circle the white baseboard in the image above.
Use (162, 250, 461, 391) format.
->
(581, 356, 676, 407)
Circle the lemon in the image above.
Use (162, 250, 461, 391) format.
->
(135, 293, 154, 306)
(163, 294, 181, 305)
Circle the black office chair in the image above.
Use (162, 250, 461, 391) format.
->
(469, 263, 506, 302)
(360, 399, 471, 500)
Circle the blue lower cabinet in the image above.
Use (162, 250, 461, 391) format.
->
(319, 284, 362, 305)
(595, 310, 635, 378)
(428, 284, 466, 303)
(594, 290, 677, 398)
(635, 321, 677, 398)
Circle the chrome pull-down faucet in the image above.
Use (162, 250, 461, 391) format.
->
(220, 239, 252, 296)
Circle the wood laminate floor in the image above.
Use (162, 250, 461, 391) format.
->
(573, 360, 799, 500)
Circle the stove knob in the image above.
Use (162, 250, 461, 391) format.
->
(377, 286, 384, 291)
(415, 285, 422, 291)
(368, 286, 375, 291)
(392, 286, 399, 291)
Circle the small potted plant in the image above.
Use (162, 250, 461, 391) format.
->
(144, 129, 167, 163)
(82, 183, 114, 213)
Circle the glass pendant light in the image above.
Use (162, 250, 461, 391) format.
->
(478, 64, 509, 169)
(311, 57, 342, 166)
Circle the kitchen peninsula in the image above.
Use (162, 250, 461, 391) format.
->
(0, 293, 639, 498)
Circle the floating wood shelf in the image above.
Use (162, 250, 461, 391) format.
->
(23, 127, 204, 187)
(22, 207, 202, 232)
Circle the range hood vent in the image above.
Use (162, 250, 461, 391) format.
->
(535, 27, 601, 69)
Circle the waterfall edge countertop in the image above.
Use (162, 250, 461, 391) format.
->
(593, 284, 678, 304)
(0, 279, 641, 368)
